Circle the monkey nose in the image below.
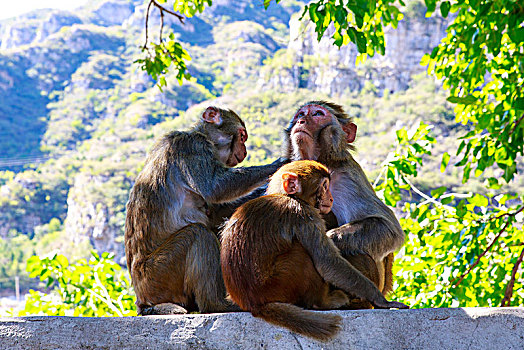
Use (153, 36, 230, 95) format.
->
(297, 118, 306, 124)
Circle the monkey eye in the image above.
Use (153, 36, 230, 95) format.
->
(313, 110, 325, 117)
(295, 111, 305, 119)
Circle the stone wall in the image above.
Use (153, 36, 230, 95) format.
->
(1, 307, 523, 349)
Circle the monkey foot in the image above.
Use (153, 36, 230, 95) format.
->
(373, 300, 409, 310)
(140, 303, 188, 315)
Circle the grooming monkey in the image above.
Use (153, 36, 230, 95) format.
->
(283, 101, 406, 297)
(221, 161, 408, 341)
(125, 106, 286, 315)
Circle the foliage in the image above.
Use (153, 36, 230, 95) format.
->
(142, 0, 523, 184)
(135, 0, 208, 88)
(375, 123, 524, 307)
(423, 0, 524, 184)
(20, 251, 136, 317)
(136, 33, 192, 89)
(0, 235, 35, 291)
(298, 0, 403, 57)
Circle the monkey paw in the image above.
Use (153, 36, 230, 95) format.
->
(373, 299, 409, 310)
(140, 303, 188, 315)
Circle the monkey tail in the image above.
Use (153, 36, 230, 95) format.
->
(252, 302, 342, 342)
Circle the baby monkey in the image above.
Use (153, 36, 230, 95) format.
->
(221, 160, 408, 341)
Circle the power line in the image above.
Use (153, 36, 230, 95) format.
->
(0, 156, 51, 167)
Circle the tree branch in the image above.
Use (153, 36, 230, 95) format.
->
(160, 8, 164, 43)
(152, 0, 185, 24)
(451, 222, 508, 287)
(501, 246, 524, 307)
(402, 175, 458, 212)
(451, 206, 523, 288)
(494, 205, 524, 221)
(142, 0, 185, 51)
(142, 0, 154, 50)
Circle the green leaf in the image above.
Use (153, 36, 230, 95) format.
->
(508, 27, 524, 44)
(514, 98, 524, 111)
(447, 95, 477, 105)
(503, 163, 517, 183)
(56, 255, 69, 268)
(440, 1, 451, 17)
(470, 194, 488, 208)
(441, 196, 453, 205)
(441, 152, 450, 172)
(333, 30, 343, 47)
(487, 177, 501, 190)
(424, 0, 436, 15)
(431, 186, 447, 198)
(396, 128, 408, 143)
(420, 54, 431, 66)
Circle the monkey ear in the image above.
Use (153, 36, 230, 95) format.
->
(282, 172, 300, 195)
(202, 107, 223, 125)
(342, 122, 357, 143)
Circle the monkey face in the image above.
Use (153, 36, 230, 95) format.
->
(225, 127, 247, 167)
(289, 104, 336, 161)
(203, 106, 248, 168)
(316, 177, 333, 214)
(290, 104, 334, 142)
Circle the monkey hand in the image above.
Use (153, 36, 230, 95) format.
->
(372, 298, 409, 310)
(327, 223, 362, 253)
(344, 247, 367, 256)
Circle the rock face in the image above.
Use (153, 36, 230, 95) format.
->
(0, 10, 82, 50)
(1, 308, 523, 349)
(89, 0, 136, 27)
(259, 13, 449, 96)
(65, 174, 126, 265)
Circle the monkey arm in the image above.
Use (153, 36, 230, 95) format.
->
(180, 149, 286, 204)
(326, 216, 405, 261)
(294, 216, 389, 306)
(207, 186, 268, 232)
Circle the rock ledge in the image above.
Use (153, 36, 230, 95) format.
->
(1, 307, 523, 349)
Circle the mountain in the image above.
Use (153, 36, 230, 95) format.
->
(0, 0, 521, 292)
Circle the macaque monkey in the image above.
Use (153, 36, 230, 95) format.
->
(283, 101, 406, 298)
(221, 161, 408, 341)
(125, 106, 286, 315)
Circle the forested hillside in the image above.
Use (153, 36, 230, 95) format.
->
(0, 0, 522, 296)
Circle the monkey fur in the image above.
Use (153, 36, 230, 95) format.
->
(125, 106, 285, 315)
(283, 101, 405, 299)
(221, 160, 407, 341)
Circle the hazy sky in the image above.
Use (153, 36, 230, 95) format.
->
(0, 0, 89, 20)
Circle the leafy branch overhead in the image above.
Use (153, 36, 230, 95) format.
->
(135, 0, 211, 87)
(139, 0, 523, 185)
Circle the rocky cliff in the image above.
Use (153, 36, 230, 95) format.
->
(259, 8, 448, 96)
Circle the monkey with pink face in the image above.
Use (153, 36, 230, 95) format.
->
(283, 101, 406, 302)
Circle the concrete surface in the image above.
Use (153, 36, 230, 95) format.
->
(1, 307, 523, 349)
